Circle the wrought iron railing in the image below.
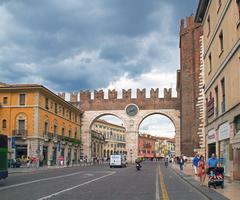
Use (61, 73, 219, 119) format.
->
(12, 130, 28, 139)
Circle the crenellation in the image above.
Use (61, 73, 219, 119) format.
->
(137, 88, 146, 99)
(94, 90, 104, 100)
(150, 88, 159, 99)
(122, 89, 131, 99)
(80, 90, 91, 101)
(164, 88, 172, 99)
(70, 92, 78, 102)
(108, 89, 118, 100)
(58, 92, 65, 100)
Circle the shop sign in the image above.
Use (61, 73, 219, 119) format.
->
(218, 122, 230, 141)
(208, 129, 217, 144)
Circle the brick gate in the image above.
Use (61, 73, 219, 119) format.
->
(79, 88, 180, 163)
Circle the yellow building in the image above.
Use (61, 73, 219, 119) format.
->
(195, 0, 240, 179)
(91, 130, 105, 160)
(0, 83, 82, 166)
(92, 119, 126, 158)
(155, 137, 175, 157)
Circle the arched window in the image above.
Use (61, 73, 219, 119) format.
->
(2, 119, 7, 128)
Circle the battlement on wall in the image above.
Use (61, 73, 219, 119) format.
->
(180, 15, 201, 35)
(79, 88, 177, 102)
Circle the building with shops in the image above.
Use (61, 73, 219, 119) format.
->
(0, 83, 82, 166)
(92, 119, 126, 158)
(195, 0, 240, 179)
(91, 130, 105, 159)
(155, 137, 176, 157)
(138, 134, 156, 159)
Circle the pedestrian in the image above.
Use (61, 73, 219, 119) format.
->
(192, 154, 200, 175)
(27, 156, 31, 168)
(179, 155, 184, 170)
(197, 155, 206, 185)
(66, 157, 70, 167)
(208, 153, 218, 168)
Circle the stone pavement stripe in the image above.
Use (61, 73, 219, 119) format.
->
(0, 171, 85, 191)
(170, 167, 229, 200)
(156, 166, 160, 200)
(158, 165, 170, 200)
(37, 172, 116, 200)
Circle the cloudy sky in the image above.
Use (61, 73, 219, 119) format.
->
(0, 0, 197, 137)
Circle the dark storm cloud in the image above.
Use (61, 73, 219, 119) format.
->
(0, 0, 197, 91)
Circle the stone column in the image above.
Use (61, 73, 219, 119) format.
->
(125, 130, 138, 164)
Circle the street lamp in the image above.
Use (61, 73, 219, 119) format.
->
(130, 149, 133, 164)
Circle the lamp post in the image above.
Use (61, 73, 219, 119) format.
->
(130, 149, 133, 164)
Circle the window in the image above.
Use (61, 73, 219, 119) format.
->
(221, 78, 225, 112)
(3, 97, 8, 104)
(234, 115, 240, 134)
(62, 128, 65, 137)
(19, 94, 26, 105)
(18, 120, 25, 130)
(219, 30, 224, 54)
(208, 53, 212, 74)
(54, 103, 58, 114)
(2, 119, 7, 128)
(62, 107, 65, 117)
(215, 86, 219, 117)
(44, 122, 48, 134)
(54, 125, 57, 138)
(217, 0, 222, 12)
(69, 111, 72, 120)
(237, 0, 240, 18)
(74, 132, 77, 139)
(207, 16, 211, 36)
(68, 130, 71, 138)
(45, 97, 49, 109)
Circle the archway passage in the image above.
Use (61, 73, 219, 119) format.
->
(89, 114, 127, 162)
(79, 88, 180, 163)
(138, 114, 176, 160)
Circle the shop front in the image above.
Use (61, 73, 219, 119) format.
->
(42, 146, 48, 166)
(233, 115, 240, 180)
(218, 122, 230, 176)
(207, 129, 217, 158)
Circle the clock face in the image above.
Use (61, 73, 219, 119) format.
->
(126, 104, 138, 116)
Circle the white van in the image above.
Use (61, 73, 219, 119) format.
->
(110, 155, 127, 168)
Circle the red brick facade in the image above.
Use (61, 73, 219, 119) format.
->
(138, 135, 156, 158)
(178, 16, 203, 156)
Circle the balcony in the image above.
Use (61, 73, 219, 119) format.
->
(43, 132, 53, 141)
(12, 130, 28, 139)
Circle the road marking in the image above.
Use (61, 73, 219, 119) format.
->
(0, 171, 86, 191)
(158, 165, 170, 200)
(37, 172, 116, 200)
(156, 166, 160, 200)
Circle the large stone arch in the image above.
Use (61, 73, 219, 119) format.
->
(135, 109, 180, 156)
(81, 109, 180, 163)
(77, 88, 181, 163)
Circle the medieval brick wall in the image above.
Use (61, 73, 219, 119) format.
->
(179, 16, 203, 156)
(79, 88, 180, 111)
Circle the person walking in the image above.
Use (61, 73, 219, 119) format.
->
(198, 155, 206, 185)
(179, 155, 184, 170)
(193, 154, 200, 175)
(208, 153, 218, 168)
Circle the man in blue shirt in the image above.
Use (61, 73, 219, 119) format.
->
(192, 154, 199, 175)
(208, 153, 218, 168)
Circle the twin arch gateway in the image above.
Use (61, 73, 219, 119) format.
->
(79, 88, 181, 163)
